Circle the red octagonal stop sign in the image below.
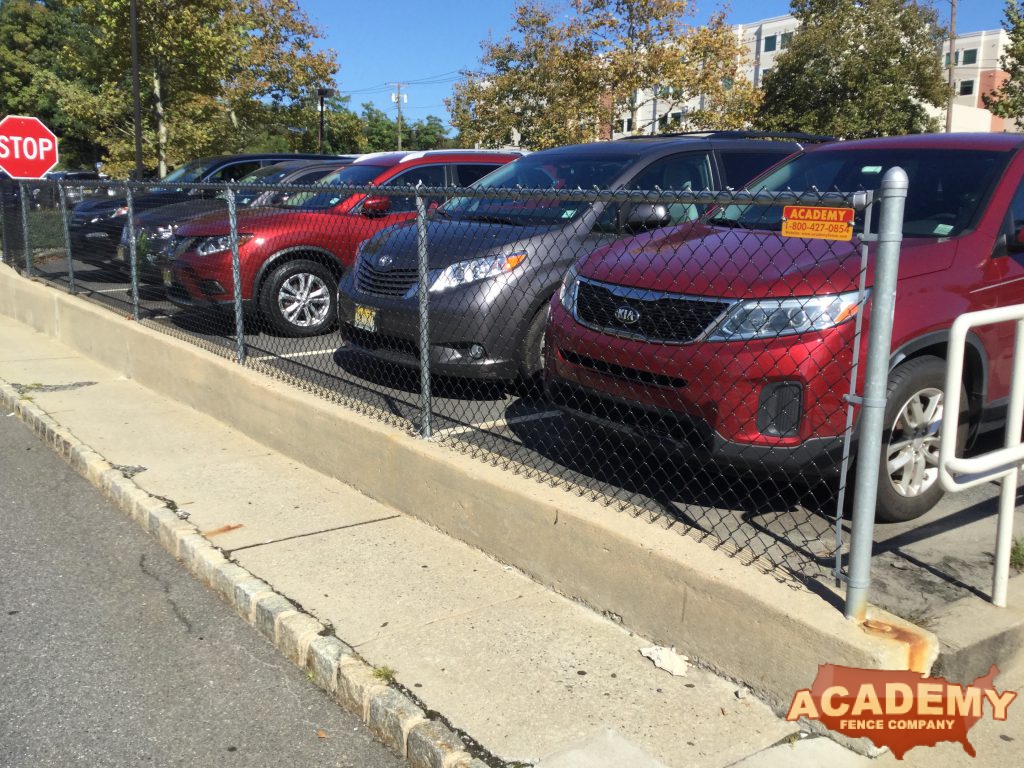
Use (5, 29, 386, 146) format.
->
(0, 115, 59, 179)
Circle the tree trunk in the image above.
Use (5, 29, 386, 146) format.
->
(152, 69, 167, 178)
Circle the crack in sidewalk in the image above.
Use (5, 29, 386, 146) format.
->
(223, 515, 401, 556)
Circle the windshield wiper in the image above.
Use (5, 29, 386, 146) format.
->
(706, 217, 749, 229)
(459, 213, 518, 226)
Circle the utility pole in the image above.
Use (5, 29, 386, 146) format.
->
(946, 0, 957, 133)
(390, 83, 407, 151)
(130, 0, 143, 179)
(317, 87, 336, 153)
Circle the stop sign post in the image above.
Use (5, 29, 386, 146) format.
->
(0, 115, 59, 179)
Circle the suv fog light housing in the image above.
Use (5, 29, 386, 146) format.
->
(199, 279, 226, 296)
(757, 382, 803, 437)
(469, 344, 486, 360)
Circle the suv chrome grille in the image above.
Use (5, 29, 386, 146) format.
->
(574, 278, 731, 344)
(356, 259, 418, 298)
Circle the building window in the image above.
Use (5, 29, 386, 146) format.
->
(722, 76, 734, 91)
(962, 48, 978, 65)
(959, 80, 974, 96)
(944, 50, 961, 67)
(763, 35, 777, 53)
(623, 118, 633, 133)
(761, 68, 772, 80)
(780, 32, 793, 49)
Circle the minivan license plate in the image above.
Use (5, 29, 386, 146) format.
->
(353, 305, 377, 333)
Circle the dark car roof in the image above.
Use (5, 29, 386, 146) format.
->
(197, 153, 353, 166)
(809, 132, 1024, 154)
(350, 149, 524, 168)
(529, 135, 805, 162)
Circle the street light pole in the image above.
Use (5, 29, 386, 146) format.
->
(130, 0, 143, 179)
(946, 0, 957, 133)
(317, 87, 336, 153)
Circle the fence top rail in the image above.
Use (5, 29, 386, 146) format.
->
(16, 176, 873, 210)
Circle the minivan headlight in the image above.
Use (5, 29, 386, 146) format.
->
(706, 291, 863, 341)
(429, 251, 527, 293)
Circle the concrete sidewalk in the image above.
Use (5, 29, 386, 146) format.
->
(2, 313, 1020, 767)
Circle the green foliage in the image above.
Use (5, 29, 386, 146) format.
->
(448, 1, 761, 149)
(756, 0, 947, 138)
(0, 1, 451, 175)
(449, 2, 606, 150)
(984, 2, 1024, 121)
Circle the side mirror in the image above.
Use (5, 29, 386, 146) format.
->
(625, 203, 670, 233)
(267, 192, 288, 206)
(362, 195, 392, 217)
(1012, 227, 1024, 254)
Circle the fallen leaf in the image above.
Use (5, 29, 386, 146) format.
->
(316, 729, 327, 739)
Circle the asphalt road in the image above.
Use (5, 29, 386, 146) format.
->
(0, 413, 404, 768)
(23, 254, 1018, 620)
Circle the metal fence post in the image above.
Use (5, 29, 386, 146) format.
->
(125, 184, 140, 321)
(415, 189, 432, 439)
(57, 183, 77, 294)
(226, 185, 247, 365)
(19, 181, 32, 276)
(844, 167, 908, 621)
(0, 178, 9, 265)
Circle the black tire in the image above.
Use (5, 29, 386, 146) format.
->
(874, 356, 967, 523)
(258, 259, 337, 337)
(518, 304, 549, 382)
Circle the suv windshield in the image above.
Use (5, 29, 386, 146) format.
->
(161, 160, 210, 185)
(440, 153, 634, 225)
(281, 164, 385, 210)
(708, 148, 1010, 238)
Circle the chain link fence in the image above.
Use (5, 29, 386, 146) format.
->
(2, 172, 919, 608)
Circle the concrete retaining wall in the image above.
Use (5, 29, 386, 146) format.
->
(0, 265, 937, 712)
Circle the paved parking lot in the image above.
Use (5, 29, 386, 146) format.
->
(26, 254, 1023, 623)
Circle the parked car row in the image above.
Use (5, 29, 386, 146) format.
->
(63, 132, 1024, 524)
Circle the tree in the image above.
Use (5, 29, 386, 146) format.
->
(570, 0, 693, 136)
(447, 2, 606, 150)
(53, 0, 338, 177)
(756, 0, 947, 138)
(659, 12, 762, 131)
(984, 1, 1024, 122)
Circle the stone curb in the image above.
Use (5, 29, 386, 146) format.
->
(0, 380, 489, 768)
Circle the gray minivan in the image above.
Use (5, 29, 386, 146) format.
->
(337, 133, 821, 383)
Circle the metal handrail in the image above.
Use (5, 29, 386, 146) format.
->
(939, 303, 1024, 607)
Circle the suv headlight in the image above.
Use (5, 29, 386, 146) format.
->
(706, 291, 863, 341)
(194, 234, 252, 257)
(429, 251, 527, 293)
(558, 265, 579, 311)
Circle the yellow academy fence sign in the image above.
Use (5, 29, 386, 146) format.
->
(781, 205, 855, 241)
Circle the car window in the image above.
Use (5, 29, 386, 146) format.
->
(441, 153, 634, 226)
(719, 151, 788, 189)
(206, 161, 262, 183)
(381, 164, 448, 213)
(292, 168, 336, 185)
(280, 163, 387, 209)
(630, 153, 713, 225)
(455, 164, 501, 186)
(1009, 178, 1024, 230)
(708, 148, 1011, 238)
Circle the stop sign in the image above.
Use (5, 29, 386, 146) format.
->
(0, 115, 59, 179)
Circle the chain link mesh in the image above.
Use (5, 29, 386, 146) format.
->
(9, 170, 993, 612)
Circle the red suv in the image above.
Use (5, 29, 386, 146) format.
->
(166, 150, 521, 335)
(547, 133, 1024, 522)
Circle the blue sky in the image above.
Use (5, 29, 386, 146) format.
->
(300, 0, 1005, 128)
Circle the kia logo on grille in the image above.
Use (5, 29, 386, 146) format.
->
(377, 254, 393, 269)
(615, 306, 641, 325)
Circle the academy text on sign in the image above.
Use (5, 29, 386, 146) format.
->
(786, 664, 1017, 759)
(781, 205, 854, 241)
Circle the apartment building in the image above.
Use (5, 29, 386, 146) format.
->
(612, 14, 1015, 137)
